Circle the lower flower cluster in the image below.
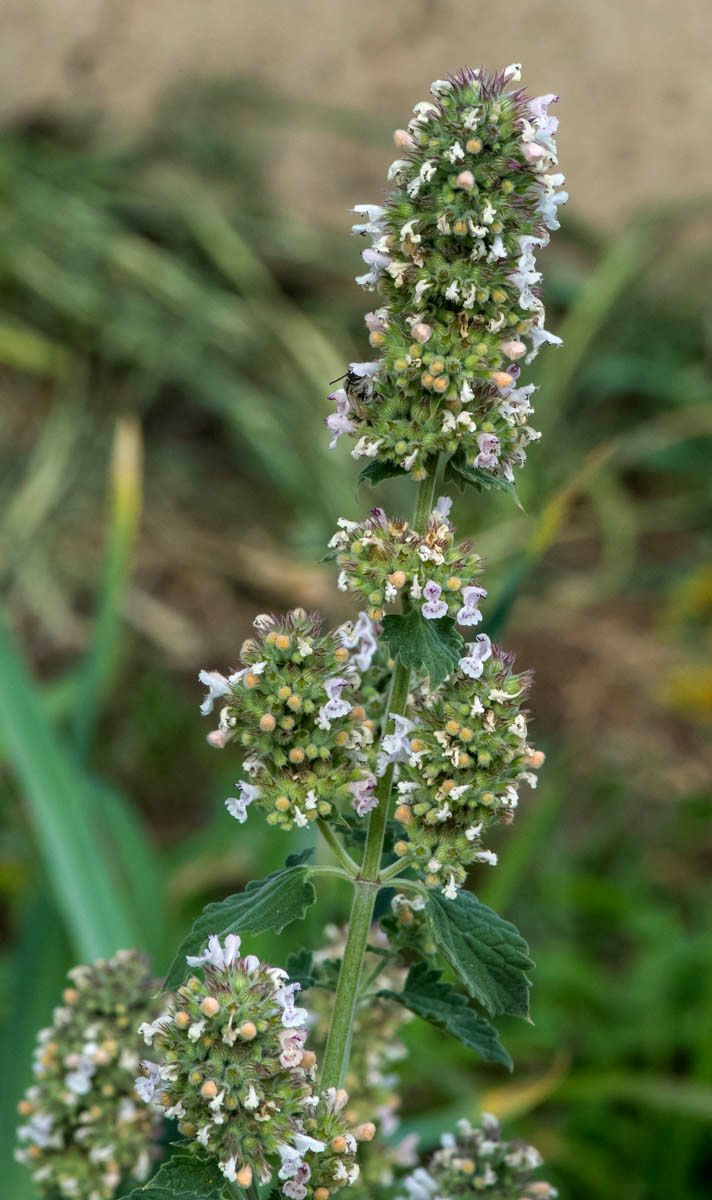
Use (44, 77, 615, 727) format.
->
(390, 637, 543, 895)
(399, 1115, 557, 1200)
(137, 935, 373, 1196)
(15, 950, 163, 1200)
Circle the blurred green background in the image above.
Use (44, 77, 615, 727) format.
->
(1, 9, 711, 1199)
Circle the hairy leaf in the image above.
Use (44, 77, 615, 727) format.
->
(165, 853, 316, 989)
(381, 609, 463, 689)
(118, 1151, 229, 1198)
(426, 889, 534, 1018)
(358, 459, 408, 487)
(379, 962, 512, 1070)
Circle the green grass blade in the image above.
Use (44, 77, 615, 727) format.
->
(0, 614, 136, 959)
(73, 416, 143, 757)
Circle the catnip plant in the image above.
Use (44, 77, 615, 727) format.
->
(17, 64, 566, 1200)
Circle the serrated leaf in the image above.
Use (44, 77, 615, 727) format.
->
(381, 610, 463, 689)
(165, 857, 317, 989)
(118, 1151, 229, 1199)
(378, 962, 512, 1070)
(444, 452, 523, 509)
(358, 459, 408, 487)
(426, 890, 534, 1018)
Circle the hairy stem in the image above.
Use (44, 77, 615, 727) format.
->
(319, 462, 439, 1089)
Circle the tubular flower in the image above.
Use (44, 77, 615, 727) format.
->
(329, 505, 484, 625)
(399, 1114, 557, 1200)
(391, 638, 543, 895)
(136, 935, 318, 1189)
(15, 951, 163, 1200)
(200, 609, 374, 830)
(331, 68, 566, 481)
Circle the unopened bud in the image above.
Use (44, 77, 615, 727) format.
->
(491, 370, 514, 390)
(200, 1080, 218, 1099)
(236, 1165, 253, 1188)
(411, 322, 432, 344)
(394, 128, 415, 151)
(239, 1021, 257, 1042)
(200, 997, 220, 1018)
(500, 338, 526, 360)
(455, 170, 475, 190)
(355, 1122, 376, 1142)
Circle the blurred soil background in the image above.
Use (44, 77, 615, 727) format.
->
(1, 3, 711, 1198)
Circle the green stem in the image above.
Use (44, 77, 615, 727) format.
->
(317, 818, 359, 876)
(319, 461, 439, 1089)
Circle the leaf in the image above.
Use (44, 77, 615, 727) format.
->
(444, 452, 522, 508)
(285, 947, 316, 989)
(379, 963, 512, 1070)
(358, 459, 408, 487)
(119, 1151, 229, 1199)
(165, 856, 317, 989)
(381, 610, 463, 689)
(426, 889, 534, 1018)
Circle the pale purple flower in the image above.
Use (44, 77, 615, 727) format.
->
(135, 1061, 161, 1104)
(348, 776, 378, 816)
(326, 388, 355, 448)
(275, 982, 308, 1029)
(339, 611, 378, 672)
(356, 247, 391, 288)
(475, 432, 500, 470)
(456, 584, 487, 626)
(318, 677, 351, 726)
(422, 580, 449, 620)
(434, 495, 452, 519)
(459, 634, 492, 679)
(198, 670, 232, 716)
(225, 780, 259, 824)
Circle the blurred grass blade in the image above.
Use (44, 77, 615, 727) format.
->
(90, 780, 168, 967)
(0, 614, 136, 958)
(0, 316, 73, 378)
(73, 416, 143, 756)
(0, 892, 71, 1200)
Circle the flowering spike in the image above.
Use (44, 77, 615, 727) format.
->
(329, 67, 566, 481)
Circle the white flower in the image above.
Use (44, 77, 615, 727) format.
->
(459, 634, 492, 679)
(186, 933, 241, 972)
(421, 580, 449, 620)
(198, 670, 232, 716)
(474, 849, 498, 866)
(225, 780, 259, 824)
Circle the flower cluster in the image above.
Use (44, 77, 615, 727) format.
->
(399, 1115, 556, 1200)
(15, 950, 162, 1200)
(391, 637, 544, 895)
(200, 609, 375, 830)
(137, 935, 372, 1196)
(327, 66, 566, 481)
(330, 501, 485, 626)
